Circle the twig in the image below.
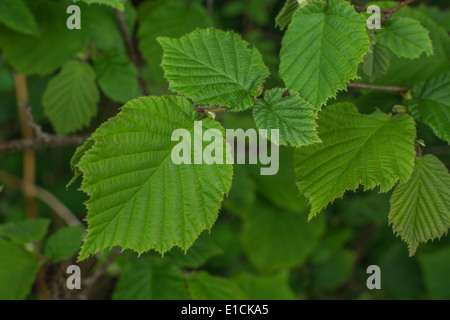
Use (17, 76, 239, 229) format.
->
(353, 0, 415, 15)
(0, 135, 88, 154)
(14, 73, 38, 219)
(115, 1, 148, 96)
(207, 0, 214, 18)
(195, 106, 229, 113)
(0, 170, 82, 227)
(346, 82, 410, 93)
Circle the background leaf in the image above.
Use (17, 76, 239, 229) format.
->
(0, 0, 86, 75)
(94, 51, 140, 103)
(43, 60, 99, 135)
(408, 73, 450, 143)
(113, 258, 189, 300)
(0, 219, 49, 244)
(44, 226, 84, 262)
(0, 0, 39, 36)
(188, 271, 247, 300)
(0, 239, 40, 300)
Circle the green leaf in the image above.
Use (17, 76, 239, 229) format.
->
(0, 219, 50, 244)
(408, 73, 450, 143)
(159, 28, 269, 112)
(242, 201, 325, 272)
(362, 43, 391, 82)
(0, 239, 40, 300)
(418, 246, 450, 300)
(138, 0, 210, 84)
(165, 232, 223, 269)
(73, 0, 124, 11)
(279, 0, 370, 108)
(376, 17, 433, 59)
(44, 226, 84, 263)
(77, 96, 233, 260)
(294, 103, 416, 219)
(235, 272, 296, 300)
(43, 60, 99, 135)
(94, 51, 140, 103)
(113, 258, 189, 300)
(0, 0, 86, 75)
(0, 0, 39, 36)
(188, 271, 247, 300)
(389, 155, 450, 256)
(253, 88, 319, 146)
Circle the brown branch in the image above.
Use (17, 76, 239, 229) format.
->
(14, 73, 38, 219)
(346, 82, 410, 93)
(353, 0, 415, 14)
(0, 170, 82, 227)
(80, 247, 122, 299)
(115, 1, 148, 96)
(0, 135, 88, 154)
(195, 106, 229, 113)
(207, 0, 214, 18)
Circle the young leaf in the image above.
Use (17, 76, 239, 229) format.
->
(294, 103, 416, 219)
(242, 202, 325, 272)
(389, 155, 450, 256)
(376, 17, 433, 59)
(275, 0, 299, 30)
(77, 96, 233, 260)
(253, 88, 319, 147)
(73, 0, 124, 11)
(362, 43, 391, 82)
(138, 0, 210, 84)
(113, 258, 188, 300)
(0, 239, 40, 300)
(279, 0, 370, 109)
(159, 28, 269, 111)
(188, 271, 247, 300)
(275, 0, 319, 30)
(0, 0, 86, 75)
(408, 73, 450, 143)
(43, 61, 99, 135)
(0, 219, 50, 244)
(44, 226, 85, 263)
(94, 51, 140, 103)
(0, 0, 39, 36)
(68, 138, 95, 188)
